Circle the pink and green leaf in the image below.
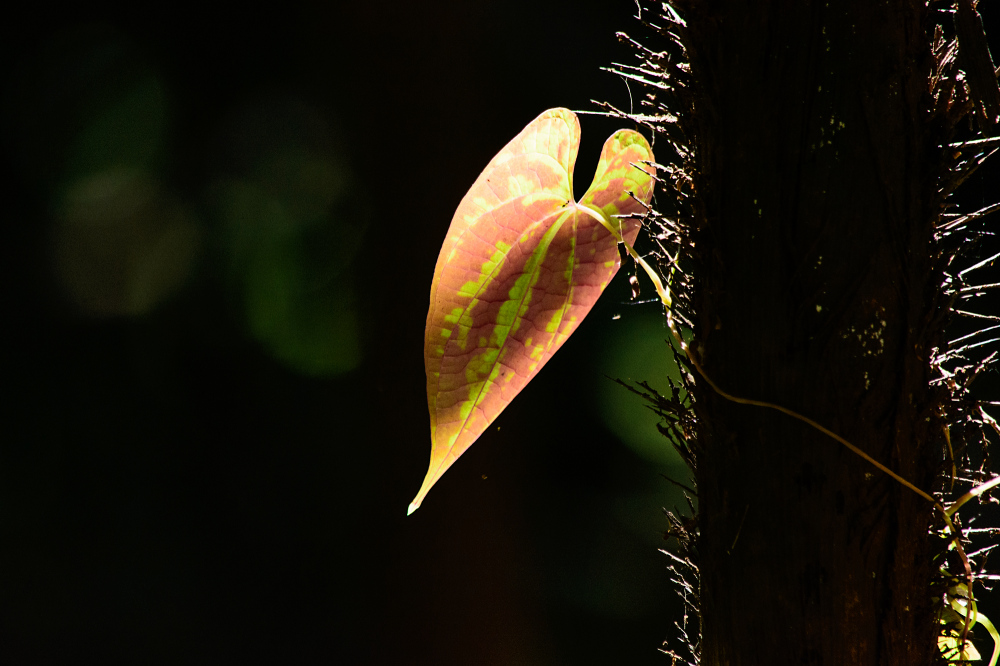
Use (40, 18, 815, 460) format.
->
(409, 108, 655, 514)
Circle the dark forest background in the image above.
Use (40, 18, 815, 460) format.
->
(2, 2, 1000, 664)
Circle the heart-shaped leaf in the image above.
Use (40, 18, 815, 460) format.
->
(409, 108, 655, 514)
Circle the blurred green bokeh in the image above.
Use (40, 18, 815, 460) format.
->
(63, 75, 167, 177)
(8, 24, 199, 317)
(591, 307, 687, 468)
(7, 25, 364, 376)
(53, 169, 199, 317)
(210, 98, 364, 376)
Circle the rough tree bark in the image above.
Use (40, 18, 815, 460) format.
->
(676, 2, 947, 664)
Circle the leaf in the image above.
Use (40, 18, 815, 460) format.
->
(408, 108, 655, 514)
(939, 632, 982, 661)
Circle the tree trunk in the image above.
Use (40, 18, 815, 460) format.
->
(678, 2, 944, 664)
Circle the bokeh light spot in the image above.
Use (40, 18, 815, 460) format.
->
(591, 309, 687, 467)
(53, 170, 200, 317)
(211, 99, 363, 376)
(6, 23, 200, 318)
(64, 76, 167, 177)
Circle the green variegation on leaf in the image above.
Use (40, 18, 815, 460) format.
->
(409, 108, 654, 514)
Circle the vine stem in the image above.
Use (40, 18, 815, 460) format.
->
(589, 193, 1000, 664)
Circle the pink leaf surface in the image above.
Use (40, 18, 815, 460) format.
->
(410, 108, 655, 514)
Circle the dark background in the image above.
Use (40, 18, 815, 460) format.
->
(3, 2, 1000, 665)
(0, 1, 696, 664)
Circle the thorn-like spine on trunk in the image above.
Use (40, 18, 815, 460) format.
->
(606, 2, 1000, 663)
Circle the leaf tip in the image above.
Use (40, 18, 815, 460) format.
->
(407, 501, 420, 516)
